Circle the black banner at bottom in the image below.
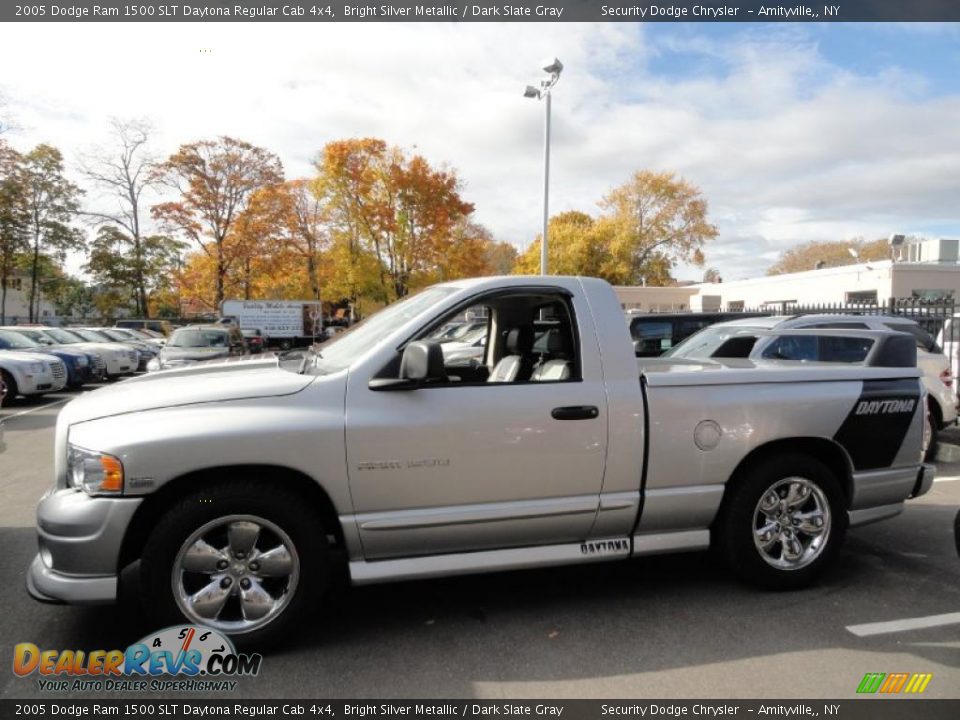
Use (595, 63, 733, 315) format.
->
(1, 700, 958, 720)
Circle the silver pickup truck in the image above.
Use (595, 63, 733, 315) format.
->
(27, 276, 934, 645)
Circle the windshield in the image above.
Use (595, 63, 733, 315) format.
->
(168, 328, 229, 348)
(0, 329, 40, 349)
(74, 329, 111, 342)
(43, 328, 85, 344)
(315, 287, 457, 373)
(99, 329, 131, 341)
(9, 328, 54, 345)
(664, 325, 758, 359)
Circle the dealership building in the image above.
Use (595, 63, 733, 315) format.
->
(615, 237, 960, 313)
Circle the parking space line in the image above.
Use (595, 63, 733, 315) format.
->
(934, 475, 960, 483)
(0, 397, 71, 421)
(847, 612, 960, 637)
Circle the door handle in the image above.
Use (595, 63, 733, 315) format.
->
(551, 405, 600, 421)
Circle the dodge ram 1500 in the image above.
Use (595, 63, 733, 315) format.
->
(27, 276, 934, 645)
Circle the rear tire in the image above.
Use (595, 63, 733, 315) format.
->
(140, 480, 329, 648)
(718, 454, 846, 590)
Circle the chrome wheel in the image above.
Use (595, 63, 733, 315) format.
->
(172, 514, 299, 633)
(753, 477, 831, 571)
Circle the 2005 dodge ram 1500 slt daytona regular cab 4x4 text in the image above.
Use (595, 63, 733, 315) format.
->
(27, 276, 934, 645)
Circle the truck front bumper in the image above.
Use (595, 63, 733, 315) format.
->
(25, 489, 142, 605)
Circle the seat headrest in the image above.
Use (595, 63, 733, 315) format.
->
(506, 326, 534, 355)
(546, 330, 572, 357)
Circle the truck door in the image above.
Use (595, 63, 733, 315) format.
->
(344, 287, 608, 559)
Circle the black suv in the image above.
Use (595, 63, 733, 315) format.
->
(627, 312, 767, 357)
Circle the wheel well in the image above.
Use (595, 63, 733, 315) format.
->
(117, 465, 345, 573)
(928, 395, 943, 429)
(717, 437, 854, 520)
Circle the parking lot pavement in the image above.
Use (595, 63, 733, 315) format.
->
(0, 394, 958, 699)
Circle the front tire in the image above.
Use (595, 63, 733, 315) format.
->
(140, 481, 328, 647)
(1, 370, 19, 400)
(717, 454, 846, 590)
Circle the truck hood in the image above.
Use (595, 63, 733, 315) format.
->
(61, 361, 315, 425)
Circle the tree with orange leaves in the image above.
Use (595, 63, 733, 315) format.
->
(151, 136, 284, 307)
(315, 138, 475, 301)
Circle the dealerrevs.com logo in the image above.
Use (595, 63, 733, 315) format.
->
(13, 625, 262, 692)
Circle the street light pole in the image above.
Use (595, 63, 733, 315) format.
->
(524, 57, 563, 276)
(541, 89, 551, 276)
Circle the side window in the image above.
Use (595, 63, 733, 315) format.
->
(397, 291, 580, 386)
(806, 321, 870, 329)
(761, 335, 818, 361)
(630, 320, 673, 356)
(819, 336, 874, 363)
(712, 336, 756, 358)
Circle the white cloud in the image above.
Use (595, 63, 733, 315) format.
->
(1, 22, 957, 282)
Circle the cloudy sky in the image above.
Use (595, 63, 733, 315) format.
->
(1, 21, 959, 281)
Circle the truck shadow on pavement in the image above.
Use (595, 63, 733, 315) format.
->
(2, 500, 958, 696)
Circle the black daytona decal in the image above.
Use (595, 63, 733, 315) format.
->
(833, 378, 921, 470)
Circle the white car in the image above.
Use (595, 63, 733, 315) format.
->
(668, 314, 956, 458)
(0, 350, 68, 398)
(34, 327, 137, 378)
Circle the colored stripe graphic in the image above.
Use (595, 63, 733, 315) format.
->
(857, 672, 932, 694)
(857, 673, 885, 693)
(904, 674, 933, 694)
(880, 673, 909, 693)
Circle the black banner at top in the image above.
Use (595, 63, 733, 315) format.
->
(4, 0, 960, 22)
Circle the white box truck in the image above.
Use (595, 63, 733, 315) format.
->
(220, 299, 323, 349)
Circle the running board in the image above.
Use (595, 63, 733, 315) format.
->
(349, 530, 710, 585)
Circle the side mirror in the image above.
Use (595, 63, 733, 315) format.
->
(369, 341, 446, 391)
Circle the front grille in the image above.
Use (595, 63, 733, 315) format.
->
(93, 356, 106, 371)
(127, 351, 137, 361)
(50, 361, 66, 380)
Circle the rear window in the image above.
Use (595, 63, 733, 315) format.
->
(630, 319, 673, 355)
(168, 328, 229, 348)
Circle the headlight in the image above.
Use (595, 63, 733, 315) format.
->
(74, 356, 88, 367)
(28, 362, 45, 373)
(146, 358, 160, 372)
(67, 444, 124, 495)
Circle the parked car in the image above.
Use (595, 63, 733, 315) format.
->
(241, 328, 265, 354)
(29, 276, 931, 645)
(115, 318, 173, 337)
(28, 327, 137, 379)
(432, 320, 487, 344)
(667, 314, 956, 459)
(68, 328, 146, 372)
(148, 325, 246, 371)
(79, 327, 157, 371)
(627, 311, 768, 357)
(0, 328, 94, 388)
(0, 349, 68, 399)
(108, 326, 166, 349)
(7, 327, 107, 381)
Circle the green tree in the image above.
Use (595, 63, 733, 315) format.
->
(84, 225, 186, 314)
(21, 144, 84, 321)
(0, 141, 29, 323)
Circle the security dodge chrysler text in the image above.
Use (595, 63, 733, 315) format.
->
(27, 276, 933, 645)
